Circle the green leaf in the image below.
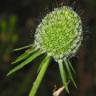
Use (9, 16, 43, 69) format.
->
(58, 60, 69, 93)
(13, 44, 34, 51)
(12, 48, 37, 64)
(64, 59, 77, 88)
(7, 50, 43, 76)
(29, 56, 51, 96)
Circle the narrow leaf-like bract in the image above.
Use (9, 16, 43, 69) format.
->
(13, 44, 33, 51)
(7, 51, 43, 76)
(64, 59, 77, 87)
(58, 60, 69, 93)
(29, 56, 51, 96)
(12, 48, 37, 64)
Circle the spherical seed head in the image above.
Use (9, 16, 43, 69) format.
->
(35, 6, 82, 61)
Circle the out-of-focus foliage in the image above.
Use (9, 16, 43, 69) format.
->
(0, 15, 18, 63)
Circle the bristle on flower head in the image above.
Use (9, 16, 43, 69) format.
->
(35, 6, 83, 61)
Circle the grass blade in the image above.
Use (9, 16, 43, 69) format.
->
(7, 51, 43, 76)
(64, 59, 77, 88)
(29, 56, 51, 96)
(58, 60, 69, 93)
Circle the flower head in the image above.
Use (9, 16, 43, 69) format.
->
(7, 6, 83, 96)
(35, 6, 82, 61)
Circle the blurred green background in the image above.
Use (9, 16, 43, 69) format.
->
(0, 0, 96, 96)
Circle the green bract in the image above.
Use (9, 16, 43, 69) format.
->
(7, 6, 83, 96)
